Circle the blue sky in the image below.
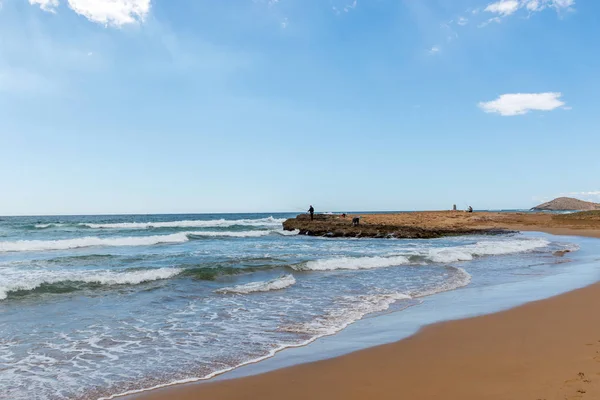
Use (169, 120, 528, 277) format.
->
(1, 0, 598, 215)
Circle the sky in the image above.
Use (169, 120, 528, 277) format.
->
(1, 0, 598, 215)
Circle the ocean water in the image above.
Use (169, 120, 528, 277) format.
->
(0, 213, 581, 400)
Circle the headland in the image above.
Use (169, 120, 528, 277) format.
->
(283, 210, 600, 238)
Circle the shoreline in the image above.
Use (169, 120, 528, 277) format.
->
(124, 225, 600, 400)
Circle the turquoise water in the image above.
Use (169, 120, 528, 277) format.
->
(0, 214, 581, 400)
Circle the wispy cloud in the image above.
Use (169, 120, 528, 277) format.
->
(481, 0, 575, 26)
(428, 46, 441, 55)
(478, 92, 568, 116)
(29, 0, 59, 13)
(344, 0, 357, 12)
(28, 0, 151, 27)
(485, 0, 520, 16)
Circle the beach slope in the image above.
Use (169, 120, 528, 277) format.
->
(134, 220, 600, 400)
(136, 280, 600, 400)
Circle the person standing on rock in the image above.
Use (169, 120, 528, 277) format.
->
(308, 205, 314, 221)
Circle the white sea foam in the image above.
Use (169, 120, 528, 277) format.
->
(412, 267, 472, 298)
(0, 268, 182, 300)
(293, 255, 411, 271)
(216, 275, 296, 294)
(291, 238, 548, 271)
(189, 229, 299, 238)
(79, 217, 286, 230)
(0, 233, 190, 253)
(281, 267, 472, 336)
(0, 230, 297, 252)
(280, 292, 413, 336)
(427, 238, 550, 263)
(98, 290, 412, 400)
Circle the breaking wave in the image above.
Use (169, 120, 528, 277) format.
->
(216, 274, 296, 294)
(293, 255, 411, 271)
(188, 230, 298, 238)
(293, 238, 550, 271)
(280, 292, 412, 335)
(33, 224, 54, 229)
(0, 233, 190, 253)
(412, 266, 472, 298)
(426, 238, 550, 263)
(0, 230, 298, 252)
(281, 266, 472, 336)
(77, 217, 286, 230)
(0, 268, 182, 300)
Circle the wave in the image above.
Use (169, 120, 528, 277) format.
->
(77, 217, 286, 230)
(412, 266, 472, 298)
(281, 267, 472, 336)
(180, 265, 278, 281)
(293, 255, 411, 271)
(0, 268, 182, 300)
(426, 238, 550, 263)
(0, 233, 190, 253)
(1, 264, 288, 300)
(188, 229, 299, 239)
(293, 238, 550, 271)
(216, 274, 296, 294)
(280, 292, 412, 335)
(0, 230, 298, 253)
(33, 224, 55, 229)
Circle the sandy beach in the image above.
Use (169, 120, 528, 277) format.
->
(132, 214, 600, 400)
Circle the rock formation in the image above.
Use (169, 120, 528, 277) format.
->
(283, 214, 510, 239)
(532, 197, 600, 211)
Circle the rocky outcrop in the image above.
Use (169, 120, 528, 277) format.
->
(283, 214, 511, 239)
(532, 197, 600, 211)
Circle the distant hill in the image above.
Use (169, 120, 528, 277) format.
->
(532, 197, 600, 211)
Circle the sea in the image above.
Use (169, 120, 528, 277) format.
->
(0, 213, 589, 400)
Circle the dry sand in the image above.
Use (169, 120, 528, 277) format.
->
(132, 215, 600, 400)
(361, 211, 600, 238)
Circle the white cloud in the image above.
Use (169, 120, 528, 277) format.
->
(29, 0, 59, 13)
(478, 92, 567, 116)
(344, 0, 357, 12)
(67, 0, 150, 26)
(483, 0, 575, 23)
(526, 0, 541, 11)
(28, 0, 151, 26)
(552, 0, 575, 8)
(457, 16, 469, 25)
(428, 46, 440, 55)
(280, 17, 288, 28)
(478, 16, 502, 27)
(485, 0, 520, 16)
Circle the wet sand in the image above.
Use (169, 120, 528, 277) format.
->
(132, 219, 600, 400)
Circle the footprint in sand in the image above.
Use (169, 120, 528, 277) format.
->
(562, 372, 592, 399)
